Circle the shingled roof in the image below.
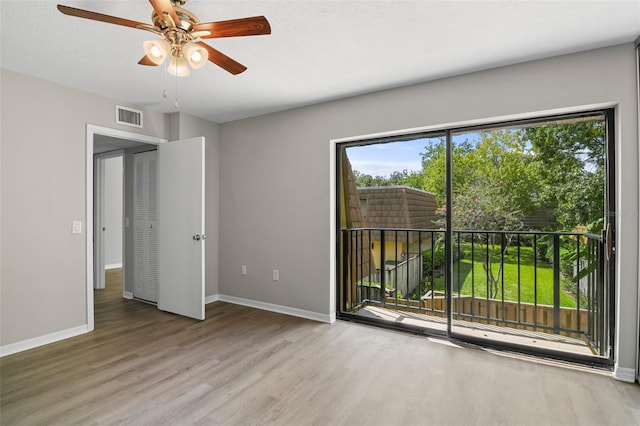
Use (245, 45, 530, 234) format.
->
(357, 186, 439, 230)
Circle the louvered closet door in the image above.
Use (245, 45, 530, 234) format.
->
(133, 150, 158, 303)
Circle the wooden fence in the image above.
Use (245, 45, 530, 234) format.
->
(366, 292, 591, 342)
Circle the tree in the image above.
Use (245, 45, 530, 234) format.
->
(470, 130, 538, 216)
(353, 170, 388, 187)
(447, 177, 524, 298)
(404, 138, 478, 206)
(525, 120, 605, 229)
(408, 131, 538, 219)
(355, 118, 606, 232)
(353, 169, 412, 187)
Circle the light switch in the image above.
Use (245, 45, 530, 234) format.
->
(241, 265, 247, 275)
(72, 220, 82, 234)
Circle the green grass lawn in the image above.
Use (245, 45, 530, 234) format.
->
(430, 244, 577, 308)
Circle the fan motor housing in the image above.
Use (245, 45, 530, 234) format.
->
(152, 6, 200, 32)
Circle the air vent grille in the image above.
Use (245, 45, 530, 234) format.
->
(116, 105, 143, 128)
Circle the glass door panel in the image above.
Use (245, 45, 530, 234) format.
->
(338, 134, 448, 334)
(337, 111, 613, 365)
(448, 117, 611, 361)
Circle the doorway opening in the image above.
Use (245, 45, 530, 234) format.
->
(94, 152, 124, 301)
(87, 125, 166, 331)
(87, 125, 207, 327)
(336, 109, 615, 366)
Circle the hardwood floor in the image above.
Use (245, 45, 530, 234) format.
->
(1, 275, 639, 425)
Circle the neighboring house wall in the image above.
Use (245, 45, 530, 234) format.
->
(219, 44, 639, 375)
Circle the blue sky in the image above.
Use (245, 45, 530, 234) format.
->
(345, 138, 428, 177)
(345, 133, 486, 177)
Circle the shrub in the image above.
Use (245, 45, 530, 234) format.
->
(422, 246, 446, 276)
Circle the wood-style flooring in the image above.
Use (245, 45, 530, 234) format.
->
(1, 270, 639, 425)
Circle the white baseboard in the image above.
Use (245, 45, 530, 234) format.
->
(0, 295, 332, 357)
(0, 325, 90, 357)
(205, 294, 220, 304)
(105, 263, 123, 270)
(612, 364, 637, 383)
(217, 294, 335, 324)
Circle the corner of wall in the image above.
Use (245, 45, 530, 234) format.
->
(168, 112, 181, 141)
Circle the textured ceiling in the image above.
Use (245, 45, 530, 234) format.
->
(1, 0, 639, 123)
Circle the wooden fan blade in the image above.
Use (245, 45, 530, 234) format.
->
(149, 0, 181, 27)
(194, 16, 271, 38)
(57, 5, 148, 29)
(138, 55, 158, 66)
(196, 42, 247, 75)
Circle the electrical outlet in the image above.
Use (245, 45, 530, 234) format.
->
(272, 269, 279, 281)
(241, 265, 247, 275)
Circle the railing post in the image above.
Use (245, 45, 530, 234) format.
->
(553, 234, 561, 334)
(380, 230, 386, 307)
(342, 230, 349, 311)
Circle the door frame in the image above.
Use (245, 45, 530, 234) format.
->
(332, 104, 618, 366)
(86, 124, 166, 331)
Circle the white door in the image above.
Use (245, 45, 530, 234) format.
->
(133, 151, 158, 302)
(157, 137, 205, 320)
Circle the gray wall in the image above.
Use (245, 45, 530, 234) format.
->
(219, 44, 639, 372)
(0, 68, 169, 345)
(104, 156, 123, 267)
(1, 44, 638, 374)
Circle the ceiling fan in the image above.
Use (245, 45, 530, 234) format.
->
(57, 0, 271, 76)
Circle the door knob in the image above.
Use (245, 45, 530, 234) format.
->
(193, 234, 201, 241)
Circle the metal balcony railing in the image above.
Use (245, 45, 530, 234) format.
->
(341, 228, 609, 357)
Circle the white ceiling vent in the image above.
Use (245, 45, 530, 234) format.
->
(116, 105, 143, 128)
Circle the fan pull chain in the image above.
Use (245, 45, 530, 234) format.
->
(162, 61, 168, 99)
(174, 58, 180, 108)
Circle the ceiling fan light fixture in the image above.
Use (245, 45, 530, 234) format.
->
(183, 42, 208, 69)
(168, 55, 190, 77)
(143, 39, 170, 65)
(57, 2, 271, 76)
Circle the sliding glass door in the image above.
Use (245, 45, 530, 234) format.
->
(337, 109, 615, 365)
